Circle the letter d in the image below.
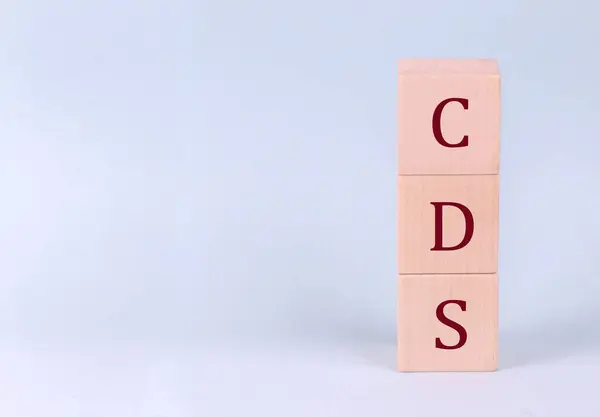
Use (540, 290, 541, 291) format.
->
(430, 202, 474, 251)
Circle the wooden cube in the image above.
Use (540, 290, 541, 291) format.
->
(396, 58, 500, 372)
(398, 58, 500, 175)
(397, 273, 498, 372)
(397, 174, 499, 274)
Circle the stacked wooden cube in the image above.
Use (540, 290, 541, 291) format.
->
(397, 59, 501, 372)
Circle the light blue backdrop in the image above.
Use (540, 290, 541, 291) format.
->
(0, 1, 598, 416)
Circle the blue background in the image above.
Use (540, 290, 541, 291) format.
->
(0, 1, 598, 415)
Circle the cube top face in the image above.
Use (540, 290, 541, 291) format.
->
(398, 59, 500, 175)
(397, 273, 498, 372)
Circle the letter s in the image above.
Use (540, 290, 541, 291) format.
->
(435, 300, 467, 350)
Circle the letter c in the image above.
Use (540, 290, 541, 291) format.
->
(432, 98, 469, 148)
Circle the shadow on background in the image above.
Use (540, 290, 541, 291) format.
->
(499, 312, 600, 369)
(317, 320, 398, 371)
